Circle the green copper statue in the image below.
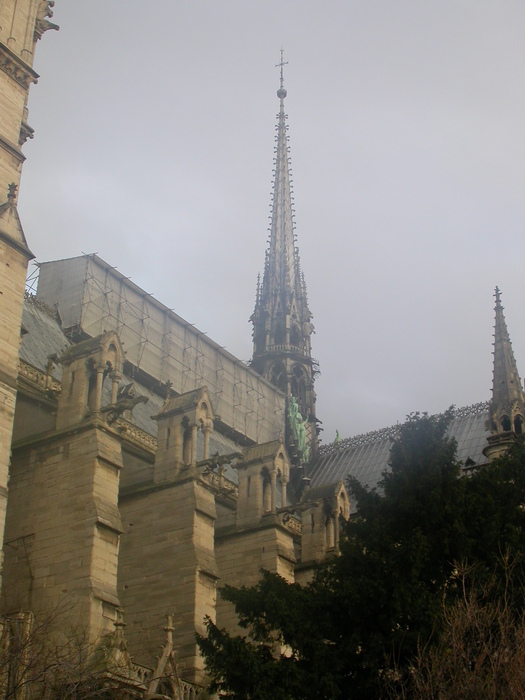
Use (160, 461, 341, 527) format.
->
(287, 396, 310, 463)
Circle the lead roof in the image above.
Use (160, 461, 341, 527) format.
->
(310, 403, 490, 509)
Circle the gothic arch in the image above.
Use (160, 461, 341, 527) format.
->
(291, 364, 308, 414)
(501, 415, 511, 432)
(290, 324, 301, 347)
(273, 319, 286, 345)
(269, 362, 287, 392)
(106, 342, 118, 373)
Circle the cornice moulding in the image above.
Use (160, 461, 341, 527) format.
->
(0, 41, 39, 89)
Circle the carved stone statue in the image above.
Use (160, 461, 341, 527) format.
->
(34, 1, 59, 41)
(101, 383, 148, 424)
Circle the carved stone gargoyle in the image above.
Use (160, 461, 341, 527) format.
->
(34, 1, 59, 40)
(101, 382, 148, 424)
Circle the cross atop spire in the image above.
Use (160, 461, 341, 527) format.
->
(276, 48, 288, 94)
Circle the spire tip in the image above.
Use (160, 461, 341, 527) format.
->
(276, 48, 288, 100)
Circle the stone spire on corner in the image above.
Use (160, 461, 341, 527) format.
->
(484, 287, 525, 461)
(0, 183, 33, 258)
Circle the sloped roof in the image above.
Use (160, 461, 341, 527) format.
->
(242, 439, 284, 464)
(310, 403, 491, 503)
(154, 387, 212, 418)
(20, 296, 71, 380)
(304, 481, 344, 503)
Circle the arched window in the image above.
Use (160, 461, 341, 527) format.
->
(106, 343, 118, 372)
(274, 322, 286, 345)
(339, 491, 347, 517)
(501, 415, 511, 432)
(291, 364, 308, 415)
(514, 415, 523, 435)
(269, 363, 287, 392)
(290, 325, 301, 347)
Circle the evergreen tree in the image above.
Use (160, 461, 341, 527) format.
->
(198, 412, 525, 699)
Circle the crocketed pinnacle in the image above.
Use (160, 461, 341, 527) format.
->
(0, 183, 33, 257)
(490, 286, 525, 432)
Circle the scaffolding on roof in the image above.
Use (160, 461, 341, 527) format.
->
(35, 254, 284, 446)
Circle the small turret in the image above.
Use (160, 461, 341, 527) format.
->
(152, 386, 215, 482)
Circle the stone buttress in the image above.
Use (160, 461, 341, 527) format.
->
(3, 332, 125, 646)
(118, 387, 220, 685)
(215, 439, 297, 632)
(0, 0, 57, 581)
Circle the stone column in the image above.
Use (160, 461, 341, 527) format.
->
(109, 371, 121, 405)
(190, 422, 198, 466)
(203, 426, 212, 460)
(94, 364, 105, 410)
(280, 474, 288, 508)
(270, 470, 277, 513)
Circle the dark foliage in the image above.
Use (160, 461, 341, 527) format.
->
(198, 412, 525, 699)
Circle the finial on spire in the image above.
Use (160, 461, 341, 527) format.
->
(494, 286, 501, 306)
(276, 48, 288, 100)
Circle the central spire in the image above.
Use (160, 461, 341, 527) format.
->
(250, 53, 318, 461)
(265, 49, 301, 322)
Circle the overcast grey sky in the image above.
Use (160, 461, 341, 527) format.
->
(18, 1, 525, 443)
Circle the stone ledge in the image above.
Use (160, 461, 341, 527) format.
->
(0, 41, 39, 88)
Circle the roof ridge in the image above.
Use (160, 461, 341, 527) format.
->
(319, 402, 490, 455)
(24, 291, 59, 319)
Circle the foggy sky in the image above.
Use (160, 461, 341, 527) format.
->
(18, 1, 525, 444)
